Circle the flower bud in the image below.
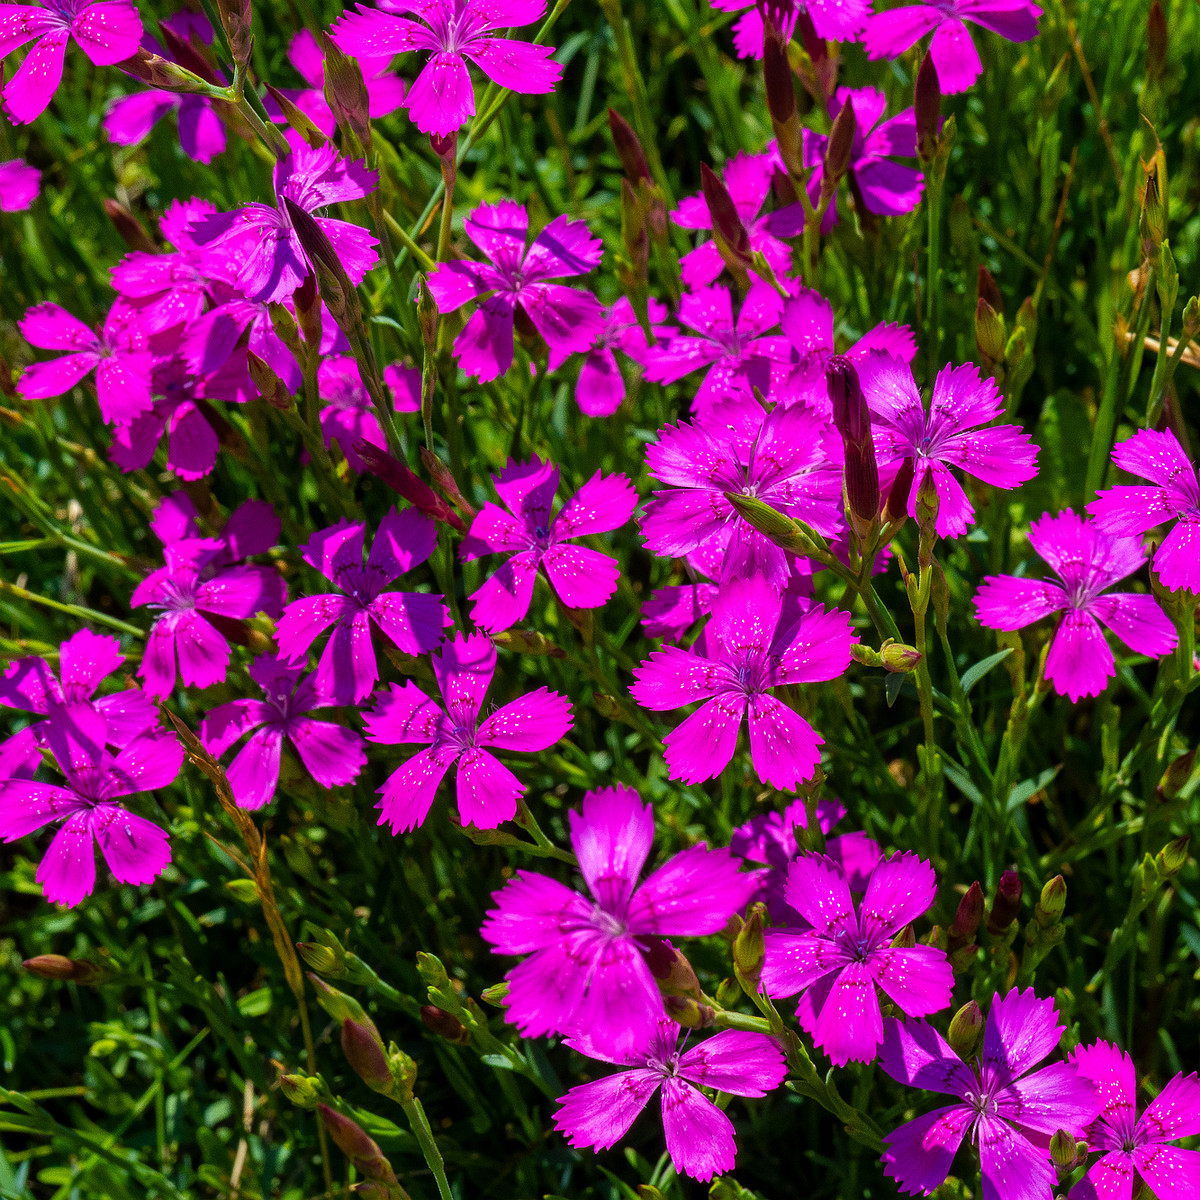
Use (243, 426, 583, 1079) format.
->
(284, 198, 360, 335)
(644, 937, 702, 998)
(1156, 748, 1196, 800)
(975, 298, 1006, 363)
(103, 199, 156, 253)
(23, 954, 108, 985)
(341, 1018, 393, 1095)
(1037, 875, 1067, 923)
(724, 491, 819, 556)
(307, 973, 376, 1032)
(823, 99, 857, 185)
(949, 882, 984, 944)
(915, 467, 939, 533)
(734, 904, 767, 988)
(977, 265, 1004, 314)
(293, 273, 322, 349)
(119, 48, 212, 93)
(1182, 295, 1200, 338)
(1050, 1129, 1078, 1168)
(621, 177, 649, 282)
(480, 981, 509, 1006)
(1156, 835, 1190, 878)
(321, 31, 372, 152)
(763, 25, 796, 127)
(915, 53, 940, 163)
(883, 457, 915, 528)
(420, 447, 477, 520)
(491, 628, 566, 658)
(354, 443, 464, 531)
(715, 976, 741, 1008)
(215, 0, 253, 69)
(664, 993, 715, 1029)
(947, 1000, 984, 1059)
(318, 1106, 399, 1184)
(608, 107, 652, 184)
(850, 643, 883, 668)
(1146, 0, 1166, 81)
(1140, 170, 1165, 256)
(700, 162, 753, 276)
(421, 1004, 471, 1044)
(247, 350, 289, 409)
(986, 870, 1023, 937)
(297, 940, 344, 976)
(890, 923, 916, 949)
(278, 1072, 323, 1109)
(880, 642, 922, 673)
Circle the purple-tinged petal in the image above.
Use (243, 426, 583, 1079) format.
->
(173, 611, 231, 690)
(1138, 1069, 1200, 1141)
(678, 1029, 787, 1095)
(878, 1017, 975, 1096)
(542, 543, 620, 609)
(761, 928, 850, 996)
(855, 159, 925, 216)
(928, 18, 982, 94)
(368, 590, 450, 656)
(3, 28, 68, 124)
(404, 51, 475, 136)
(1069, 1153, 1136, 1200)
(869, 945, 953, 1018)
(996, 1060, 1098, 1137)
(976, 1114, 1056, 1200)
(108, 731, 185, 794)
(554, 471, 638, 539)
(18, 352, 99, 400)
(466, 549, 539, 633)
(1110, 428, 1200, 506)
(661, 1077, 736, 1182)
(37, 811, 98, 907)
(454, 294, 517, 381)
(70, 0, 142, 64)
(376, 743, 460, 833)
(981, 987, 1064, 1085)
(576, 348, 625, 417)
(1044, 609, 1115, 702)
(289, 716, 366, 789)
(521, 284, 606, 370)
(661, 693, 743, 785)
(746, 692, 822, 791)
(201, 698, 274, 757)
(1154, 516, 1200, 592)
(958, 0, 1042, 41)
(629, 844, 756, 936)
(368, 508, 438, 578)
(859, 852, 938, 941)
(810, 962, 885, 1065)
(881, 1105, 973, 1196)
(455, 747, 524, 828)
(432, 632, 494, 713)
(277, 594, 355, 664)
(315, 608, 378, 704)
(973, 575, 1067, 631)
(0, 780, 85, 840)
(781, 852, 857, 937)
(477, 688, 572, 751)
(1131, 1145, 1200, 1200)
(1070, 1041, 1137, 1144)
(482, 870, 594, 955)
(226, 726, 284, 810)
(569, 784, 653, 914)
(554, 1069, 661, 1151)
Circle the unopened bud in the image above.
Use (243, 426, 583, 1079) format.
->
(644, 937, 702, 998)
(492, 628, 566, 658)
(293, 273, 322, 349)
(1146, 0, 1167, 81)
(915, 467, 939, 533)
(1037, 875, 1067, 922)
(420, 447, 476, 519)
(986, 870, 1023, 937)
(975, 298, 1006, 363)
(915, 53, 940, 162)
(828, 357, 880, 532)
(215, 0, 253, 69)
(321, 31, 371, 151)
(608, 108, 652, 184)
(318, 1106, 398, 1184)
(22, 954, 107, 985)
(284, 198, 359, 334)
(247, 350, 288, 408)
(1141, 171, 1165, 255)
(480, 981, 509, 1006)
(890, 923, 916, 949)
(664, 993, 714, 1029)
(1181, 295, 1200, 338)
(1050, 1129, 1078, 1168)
(947, 1000, 984, 1059)
(850, 643, 883, 668)
(341, 1018, 393, 1094)
(297, 941, 344, 975)
(880, 642, 922, 673)
(715, 976, 741, 1008)
(1157, 748, 1196, 800)
(883, 457, 915, 528)
(1156, 835, 1190, 878)
(725, 490, 820, 557)
(734, 904, 767, 987)
(119, 47, 212, 93)
(354, 442, 464, 530)
(701, 162, 753, 274)
(977, 266, 1004, 314)
(421, 1005, 471, 1044)
(103, 200, 156, 253)
(950, 882, 985, 943)
(265, 83, 327, 147)
(307, 973, 375, 1031)
(763, 25, 797, 127)
(621, 177, 649, 281)
(430, 132, 456, 164)
(279, 1072, 323, 1109)
(823, 100, 857, 184)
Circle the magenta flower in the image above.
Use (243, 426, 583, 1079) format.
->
(731, 797, 881, 922)
(555, 1020, 787, 1181)
(0, 0, 142, 124)
(574, 296, 669, 418)
(276, 509, 449, 705)
(801, 88, 924, 230)
(710, 0, 868, 58)
(149, 492, 282, 569)
(672, 147, 804, 287)
(864, 0, 1042, 95)
(481, 784, 756, 1049)
(427, 200, 604, 382)
(459, 456, 637, 633)
(857, 353, 1039, 538)
(331, 0, 561, 137)
(363, 632, 571, 832)
(318, 356, 421, 472)
(0, 628, 156, 749)
(0, 158, 41, 210)
(133, 541, 286, 699)
(761, 851, 951, 1065)
(878, 990, 1098, 1200)
(1068, 1041, 1200, 1200)
(201, 654, 367, 811)
(0, 708, 181, 908)
(631, 574, 855, 788)
(641, 396, 844, 588)
(973, 511, 1176, 703)
(641, 280, 792, 415)
(182, 290, 303, 393)
(1087, 428, 1200, 593)
(17, 301, 153, 424)
(191, 144, 379, 303)
(641, 542, 725, 643)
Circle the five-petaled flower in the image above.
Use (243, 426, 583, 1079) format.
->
(480, 783, 756, 1051)
(554, 1019, 787, 1181)
(973, 510, 1176, 702)
(761, 851, 952, 1065)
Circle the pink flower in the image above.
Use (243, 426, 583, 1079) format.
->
(17, 301, 153, 424)
(671, 147, 804, 287)
(879, 990, 1098, 1200)
(0, 157, 41, 210)
(554, 1020, 787, 1181)
(973, 511, 1176, 702)
(0, 628, 156, 750)
(480, 784, 756, 1049)
(181, 290, 304, 392)
(711, 0, 868, 58)
(730, 797, 881, 921)
(318, 355, 421, 472)
(1087, 427, 1200, 593)
(191, 144, 379, 303)
(857, 353, 1039, 538)
(640, 395, 844, 587)
(0, 708, 182, 908)
(427, 200, 604, 382)
(363, 631, 572, 832)
(459, 456, 637, 633)
(574, 296, 669, 418)
(133, 540, 287, 699)
(331, 0, 561, 136)
(201, 654, 367, 810)
(1068, 1041, 1200, 1200)
(761, 851, 952, 1064)
(630, 574, 855, 789)
(275, 509, 449, 704)
(801, 87, 924, 230)
(1, 0, 142, 124)
(864, 0, 1042, 95)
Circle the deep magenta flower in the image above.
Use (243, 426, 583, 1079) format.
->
(191, 144, 379, 303)
(318, 356, 421, 472)
(459, 456, 637, 633)
(864, 0, 1042, 95)
(17, 301, 153, 424)
(631, 574, 855, 789)
(133, 541, 286, 699)
(0, 708, 182, 908)
(0, 628, 156, 750)
(711, 0, 868, 57)
(555, 1020, 787, 1181)
(331, 0, 561, 136)
(731, 797, 881, 922)
(427, 200, 604, 382)
(1087, 428, 1200, 593)
(363, 632, 572, 832)
(149, 492, 281, 568)
(857, 353, 1039, 538)
(801, 88, 924, 229)
(480, 784, 756, 1049)
(973, 511, 1176, 702)
(672, 146, 804, 287)
(574, 296, 669, 418)
(641, 280, 791, 415)
(0, 0, 142, 124)
(182, 290, 303, 393)
(879, 990, 1098, 1200)
(0, 158, 40, 209)
(640, 395, 844, 587)
(276, 509, 449, 705)
(761, 852, 951, 1064)
(1068, 1041, 1200, 1200)
(201, 654, 367, 811)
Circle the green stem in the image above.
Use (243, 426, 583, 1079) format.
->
(400, 1096, 454, 1200)
(0, 578, 144, 638)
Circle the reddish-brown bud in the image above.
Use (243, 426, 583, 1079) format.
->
(118, 48, 212, 93)
(340, 1019, 393, 1094)
(420, 446, 476, 520)
(354, 442, 464, 530)
(608, 107, 652, 184)
(700, 162, 753, 269)
(247, 350, 289, 409)
(23, 954, 107, 985)
(420, 1005, 471, 1044)
(158, 23, 223, 85)
(975, 298, 1006, 363)
(318, 1106, 398, 1184)
(763, 27, 796, 127)
(978, 266, 1004, 314)
(643, 937, 702, 997)
(215, 0, 253, 69)
(915, 53, 940, 161)
(824, 100, 857, 183)
(103, 199, 156, 253)
(986, 870, 1023, 937)
(883, 456, 915, 527)
(827, 355, 879, 527)
(1147, 0, 1167, 81)
(950, 881, 985, 943)
(321, 31, 372, 151)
